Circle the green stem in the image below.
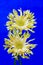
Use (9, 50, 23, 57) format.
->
(18, 55, 22, 65)
(14, 58, 16, 65)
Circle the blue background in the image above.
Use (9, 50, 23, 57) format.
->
(0, 0, 43, 65)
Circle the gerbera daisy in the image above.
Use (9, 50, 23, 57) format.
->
(6, 8, 37, 33)
(4, 31, 36, 60)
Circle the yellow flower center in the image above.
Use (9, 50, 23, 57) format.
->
(16, 16, 25, 26)
(14, 39, 23, 49)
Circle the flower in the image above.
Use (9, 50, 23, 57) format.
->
(6, 8, 37, 33)
(4, 31, 36, 60)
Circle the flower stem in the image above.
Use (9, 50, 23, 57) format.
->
(18, 55, 22, 65)
(14, 58, 16, 65)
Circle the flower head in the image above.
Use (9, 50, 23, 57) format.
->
(6, 8, 37, 33)
(4, 31, 36, 60)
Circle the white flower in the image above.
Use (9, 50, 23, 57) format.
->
(4, 32, 36, 59)
(6, 8, 37, 33)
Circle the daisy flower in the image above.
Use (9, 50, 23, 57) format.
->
(4, 31, 36, 60)
(6, 8, 37, 33)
